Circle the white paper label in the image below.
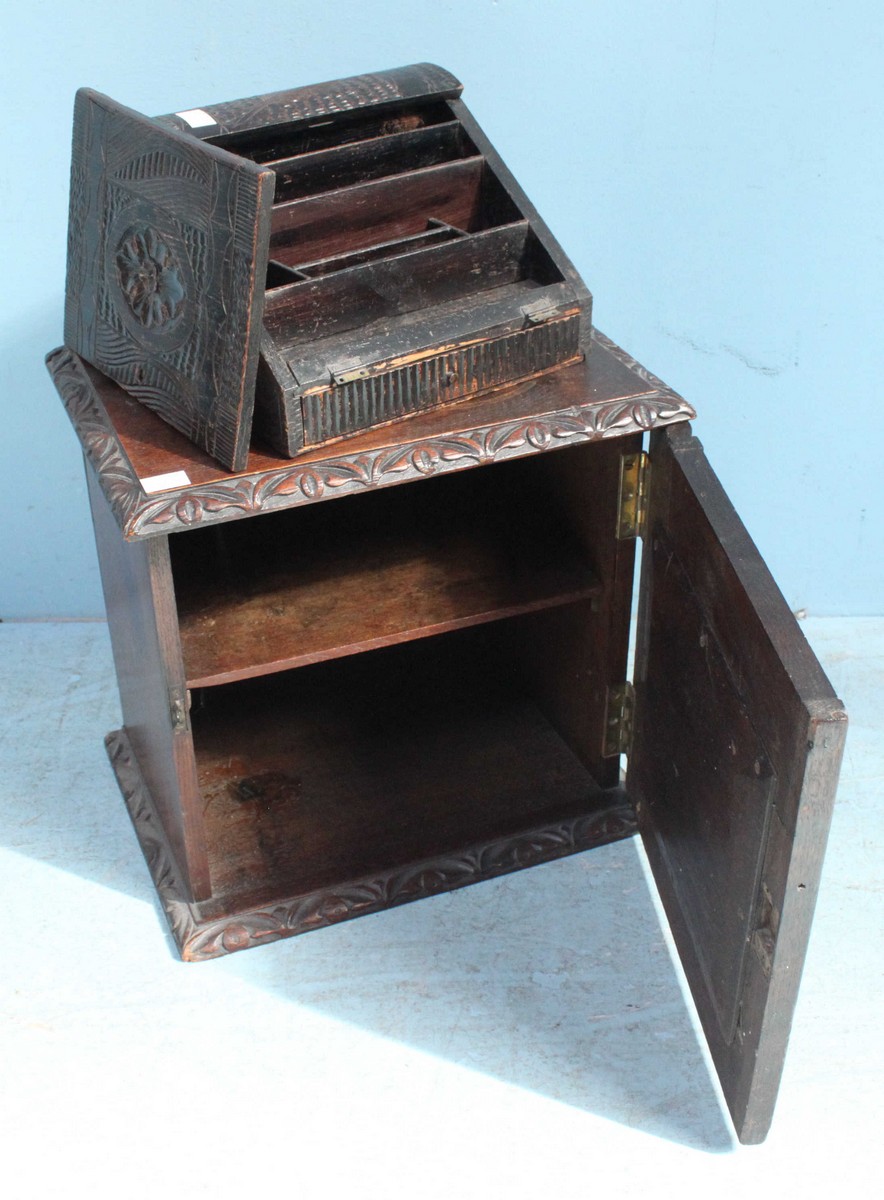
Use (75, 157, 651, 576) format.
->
(140, 470, 192, 494)
(175, 108, 216, 129)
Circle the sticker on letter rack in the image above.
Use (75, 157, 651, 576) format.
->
(175, 108, 216, 129)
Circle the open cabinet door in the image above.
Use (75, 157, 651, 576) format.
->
(629, 423, 846, 1144)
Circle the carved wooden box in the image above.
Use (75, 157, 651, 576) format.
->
(64, 65, 590, 471)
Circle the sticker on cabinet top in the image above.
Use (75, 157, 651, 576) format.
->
(175, 108, 216, 129)
(140, 470, 192, 494)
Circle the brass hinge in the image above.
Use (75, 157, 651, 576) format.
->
(329, 358, 372, 386)
(169, 686, 190, 734)
(617, 451, 651, 540)
(520, 297, 561, 326)
(603, 682, 635, 757)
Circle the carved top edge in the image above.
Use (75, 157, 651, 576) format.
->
(155, 64, 463, 139)
(47, 332, 694, 541)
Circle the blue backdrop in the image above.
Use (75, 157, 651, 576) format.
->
(2, 1, 881, 615)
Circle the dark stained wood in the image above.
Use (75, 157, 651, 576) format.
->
(48, 331, 694, 541)
(630, 423, 847, 1144)
(155, 64, 464, 140)
(507, 434, 640, 789)
(190, 633, 621, 905)
(63, 65, 597, 464)
(268, 156, 486, 264)
(53, 299, 845, 1144)
(103, 629, 638, 956)
(109, 721, 636, 961)
(65, 89, 275, 472)
(171, 459, 601, 687)
(262, 221, 530, 343)
(271, 120, 473, 201)
(239, 104, 455, 165)
(270, 292, 582, 451)
(252, 99, 577, 457)
(450, 98, 592, 346)
(86, 466, 211, 901)
(271, 277, 558, 363)
(285, 222, 462, 279)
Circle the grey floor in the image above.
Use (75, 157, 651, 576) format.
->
(1, 618, 881, 1198)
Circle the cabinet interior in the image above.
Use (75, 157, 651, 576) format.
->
(170, 455, 600, 687)
(188, 629, 607, 907)
(167, 444, 633, 905)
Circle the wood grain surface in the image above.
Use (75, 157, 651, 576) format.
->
(631, 422, 847, 1143)
(171, 460, 600, 686)
(65, 89, 274, 471)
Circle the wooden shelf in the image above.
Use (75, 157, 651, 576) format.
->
(173, 465, 600, 688)
(189, 635, 622, 909)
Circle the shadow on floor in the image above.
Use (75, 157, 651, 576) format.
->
(219, 837, 735, 1152)
(0, 623, 152, 902)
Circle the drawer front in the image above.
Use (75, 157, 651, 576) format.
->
(300, 314, 582, 445)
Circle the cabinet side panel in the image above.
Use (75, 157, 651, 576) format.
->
(449, 98, 592, 349)
(86, 466, 210, 900)
(510, 436, 638, 789)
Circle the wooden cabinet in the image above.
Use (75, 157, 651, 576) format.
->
(48, 329, 845, 1145)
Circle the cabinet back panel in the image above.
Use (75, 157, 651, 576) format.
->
(169, 452, 600, 688)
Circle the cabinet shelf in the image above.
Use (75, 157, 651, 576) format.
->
(172, 464, 600, 688)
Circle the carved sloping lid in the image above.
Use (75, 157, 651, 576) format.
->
(155, 64, 463, 139)
(64, 88, 274, 472)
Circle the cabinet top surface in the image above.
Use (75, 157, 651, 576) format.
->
(47, 329, 693, 539)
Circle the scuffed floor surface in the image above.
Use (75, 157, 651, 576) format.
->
(0, 619, 881, 1198)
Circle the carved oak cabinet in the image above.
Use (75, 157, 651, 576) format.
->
(48, 67, 845, 1146)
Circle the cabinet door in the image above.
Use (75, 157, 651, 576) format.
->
(629, 423, 846, 1143)
(65, 89, 275, 471)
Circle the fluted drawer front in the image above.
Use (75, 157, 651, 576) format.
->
(301, 315, 582, 445)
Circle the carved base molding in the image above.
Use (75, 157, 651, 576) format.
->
(106, 728, 638, 962)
